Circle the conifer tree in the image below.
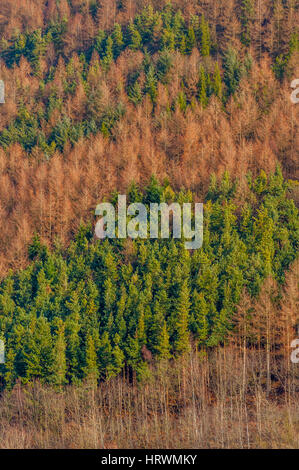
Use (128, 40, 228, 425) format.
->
(94, 29, 106, 57)
(186, 26, 196, 54)
(52, 318, 67, 386)
(190, 290, 209, 345)
(161, 29, 175, 51)
(200, 15, 211, 57)
(128, 77, 142, 104)
(156, 320, 171, 360)
(223, 47, 243, 97)
(4, 346, 16, 390)
(179, 35, 187, 55)
(84, 335, 99, 383)
(144, 64, 158, 103)
(241, 0, 254, 47)
(98, 331, 113, 380)
(173, 279, 190, 355)
(112, 23, 124, 58)
(102, 36, 113, 71)
(111, 333, 125, 377)
(127, 23, 142, 50)
(65, 291, 81, 383)
(198, 66, 208, 107)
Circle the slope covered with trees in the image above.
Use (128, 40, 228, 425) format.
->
(0, 1, 298, 449)
(0, 170, 298, 389)
(0, 0, 298, 273)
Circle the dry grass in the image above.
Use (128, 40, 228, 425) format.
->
(0, 346, 298, 449)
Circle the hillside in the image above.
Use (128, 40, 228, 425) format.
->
(0, 0, 298, 450)
(0, 0, 298, 273)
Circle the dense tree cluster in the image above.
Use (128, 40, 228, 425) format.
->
(0, 3, 298, 273)
(0, 2, 298, 155)
(0, 169, 298, 389)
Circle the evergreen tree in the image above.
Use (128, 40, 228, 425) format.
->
(173, 279, 190, 355)
(127, 23, 142, 50)
(84, 335, 99, 383)
(156, 320, 171, 359)
(112, 23, 124, 57)
(111, 333, 125, 376)
(65, 291, 81, 383)
(200, 15, 211, 57)
(241, 0, 254, 47)
(223, 47, 243, 97)
(144, 65, 158, 103)
(186, 26, 196, 54)
(98, 331, 113, 380)
(161, 29, 175, 51)
(52, 318, 67, 386)
(198, 66, 208, 107)
(102, 36, 114, 71)
(128, 80, 143, 105)
(190, 290, 209, 345)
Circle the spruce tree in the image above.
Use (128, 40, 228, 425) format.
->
(84, 335, 99, 383)
(241, 0, 254, 47)
(173, 279, 190, 356)
(127, 23, 142, 50)
(156, 320, 171, 360)
(102, 36, 114, 71)
(186, 26, 196, 54)
(198, 66, 208, 107)
(190, 290, 209, 345)
(112, 23, 124, 57)
(200, 15, 211, 57)
(223, 47, 243, 97)
(52, 318, 67, 386)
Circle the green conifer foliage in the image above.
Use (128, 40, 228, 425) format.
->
(0, 172, 297, 389)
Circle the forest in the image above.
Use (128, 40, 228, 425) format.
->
(0, 0, 298, 449)
(0, 0, 298, 273)
(0, 170, 298, 388)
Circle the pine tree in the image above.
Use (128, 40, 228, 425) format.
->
(111, 333, 125, 377)
(103, 277, 116, 331)
(177, 90, 187, 111)
(148, 288, 167, 353)
(65, 291, 81, 383)
(223, 47, 243, 97)
(190, 290, 209, 345)
(98, 331, 113, 380)
(114, 286, 127, 340)
(156, 320, 171, 360)
(161, 29, 175, 51)
(198, 66, 208, 108)
(179, 35, 187, 55)
(112, 23, 124, 57)
(144, 65, 158, 103)
(127, 23, 142, 50)
(241, 0, 254, 47)
(156, 50, 173, 84)
(173, 279, 190, 356)
(186, 26, 196, 54)
(4, 346, 16, 390)
(125, 334, 141, 381)
(102, 36, 113, 71)
(52, 318, 67, 386)
(84, 335, 99, 383)
(200, 15, 211, 57)
(94, 29, 106, 57)
(128, 80, 143, 105)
